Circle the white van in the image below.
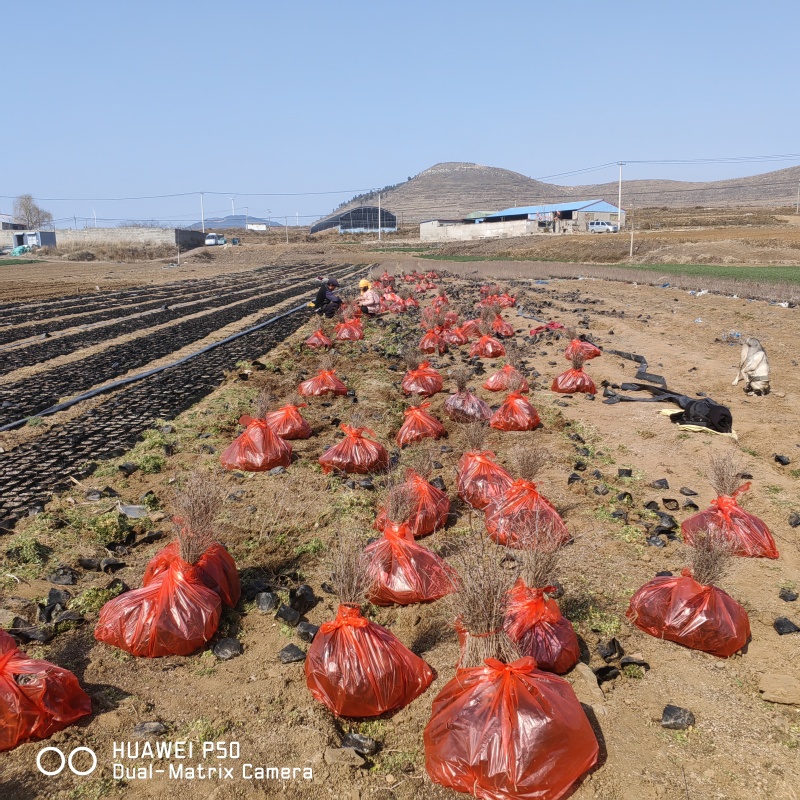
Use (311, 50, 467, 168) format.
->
(204, 233, 227, 246)
(588, 221, 619, 234)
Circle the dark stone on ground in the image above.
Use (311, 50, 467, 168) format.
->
(620, 655, 650, 670)
(680, 487, 698, 496)
(661, 705, 695, 730)
(269, 466, 287, 476)
(134, 722, 167, 736)
(774, 454, 791, 465)
(275, 604, 301, 626)
(788, 512, 800, 528)
(289, 585, 317, 615)
(255, 592, 280, 613)
(644, 501, 660, 511)
(594, 485, 609, 496)
(598, 637, 624, 662)
(321, 582, 336, 595)
(683, 500, 699, 511)
(279, 644, 306, 664)
(618, 468, 632, 478)
(47, 588, 72, 606)
(567, 473, 583, 485)
(341, 733, 379, 756)
(662, 498, 679, 511)
(651, 478, 670, 489)
(213, 638, 242, 660)
(617, 491, 633, 504)
(594, 665, 620, 683)
(779, 588, 798, 602)
(430, 477, 446, 492)
(297, 622, 319, 643)
(646, 535, 667, 548)
(47, 566, 78, 585)
(101, 558, 126, 573)
(773, 617, 800, 635)
(611, 510, 628, 523)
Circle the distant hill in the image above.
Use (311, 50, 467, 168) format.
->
(186, 214, 283, 230)
(314, 162, 800, 227)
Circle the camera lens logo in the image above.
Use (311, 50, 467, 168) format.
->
(36, 746, 97, 776)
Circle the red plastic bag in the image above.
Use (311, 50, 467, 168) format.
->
(461, 319, 483, 340)
(551, 368, 596, 394)
(375, 470, 450, 537)
(485, 479, 571, 549)
(143, 540, 241, 609)
(470, 335, 506, 359)
(0, 630, 92, 752)
(305, 604, 434, 717)
(335, 319, 364, 341)
(264, 404, 311, 440)
(564, 339, 601, 361)
(397, 403, 446, 447)
(530, 321, 565, 337)
(497, 292, 516, 308)
(490, 393, 541, 432)
(442, 326, 469, 346)
(402, 362, 443, 396)
(95, 558, 221, 657)
(457, 450, 514, 510)
(319, 424, 389, 474)
(483, 365, 530, 393)
(626, 568, 750, 657)
(681, 484, 778, 559)
(220, 418, 292, 472)
(298, 369, 348, 397)
(504, 581, 580, 674)
(366, 522, 456, 606)
(304, 329, 332, 349)
(444, 390, 491, 423)
(424, 656, 598, 800)
(404, 296, 419, 309)
(419, 329, 447, 355)
(492, 315, 515, 338)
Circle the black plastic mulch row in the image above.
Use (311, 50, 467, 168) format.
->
(0, 308, 316, 528)
(0, 264, 358, 427)
(0, 264, 293, 344)
(0, 265, 319, 375)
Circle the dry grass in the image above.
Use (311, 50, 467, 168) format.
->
(54, 241, 177, 262)
(255, 388, 278, 419)
(510, 443, 549, 481)
(507, 372, 527, 394)
(327, 529, 372, 604)
(402, 348, 421, 371)
(318, 353, 338, 373)
(503, 343, 522, 369)
(445, 528, 520, 667)
(709, 448, 744, 497)
(450, 364, 473, 392)
(459, 421, 488, 452)
(687, 526, 732, 586)
(570, 351, 586, 371)
(384, 483, 416, 524)
(349, 407, 368, 429)
(402, 442, 438, 478)
(173, 472, 225, 563)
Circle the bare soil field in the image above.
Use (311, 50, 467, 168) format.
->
(1, 253, 799, 800)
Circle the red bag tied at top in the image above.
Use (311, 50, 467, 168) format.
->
(0, 630, 92, 752)
(219, 417, 292, 472)
(626, 568, 751, 657)
(424, 656, 598, 800)
(319, 424, 389, 474)
(305, 604, 434, 717)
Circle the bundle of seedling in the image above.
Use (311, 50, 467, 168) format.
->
(627, 526, 751, 657)
(95, 474, 235, 657)
(444, 365, 491, 423)
(551, 351, 597, 394)
(305, 533, 434, 717)
(220, 389, 293, 472)
(489, 373, 541, 432)
(424, 529, 598, 799)
(297, 354, 349, 397)
(401, 351, 444, 397)
(318, 409, 389, 475)
(681, 449, 778, 559)
(365, 483, 456, 606)
(484, 444, 571, 549)
(456, 423, 514, 510)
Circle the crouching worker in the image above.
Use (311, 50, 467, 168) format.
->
(308, 277, 342, 318)
(358, 279, 381, 316)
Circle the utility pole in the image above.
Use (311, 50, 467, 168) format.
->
(74, 215, 77, 230)
(378, 192, 382, 241)
(244, 207, 248, 230)
(796, 180, 799, 214)
(617, 162, 625, 229)
(285, 216, 289, 244)
(629, 197, 635, 259)
(200, 192, 206, 233)
(93, 208, 97, 228)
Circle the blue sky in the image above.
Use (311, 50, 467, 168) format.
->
(2, 0, 798, 226)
